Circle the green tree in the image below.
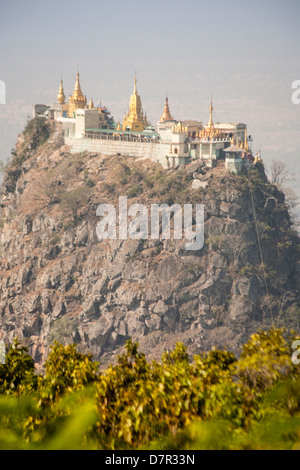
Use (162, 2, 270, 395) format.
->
(0, 339, 37, 396)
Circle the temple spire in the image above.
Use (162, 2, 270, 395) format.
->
(123, 76, 147, 131)
(133, 76, 137, 94)
(160, 96, 173, 122)
(57, 77, 65, 104)
(72, 70, 84, 99)
(207, 95, 214, 130)
(68, 69, 87, 117)
(244, 129, 249, 152)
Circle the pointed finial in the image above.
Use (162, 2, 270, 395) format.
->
(160, 94, 173, 122)
(208, 94, 213, 115)
(57, 76, 65, 104)
(244, 129, 249, 152)
(207, 94, 214, 132)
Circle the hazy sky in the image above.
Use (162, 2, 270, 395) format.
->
(0, 0, 299, 204)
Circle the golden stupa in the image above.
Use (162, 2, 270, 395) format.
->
(68, 71, 87, 118)
(198, 97, 219, 140)
(206, 97, 214, 135)
(160, 96, 173, 122)
(243, 129, 249, 152)
(123, 77, 148, 132)
(57, 78, 65, 104)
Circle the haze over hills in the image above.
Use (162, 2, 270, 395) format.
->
(1, 1, 299, 215)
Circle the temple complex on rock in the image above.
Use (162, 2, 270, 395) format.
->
(33, 71, 262, 173)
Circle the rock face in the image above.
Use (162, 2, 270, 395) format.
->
(0, 120, 299, 367)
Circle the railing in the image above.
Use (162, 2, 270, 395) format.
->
(188, 137, 232, 144)
(85, 131, 160, 144)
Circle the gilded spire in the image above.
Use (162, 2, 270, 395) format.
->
(89, 98, 94, 109)
(207, 95, 214, 131)
(244, 129, 249, 152)
(57, 77, 65, 104)
(123, 77, 147, 131)
(68, 70, 87, 117)
(160, 96, 173, 122)
(72, 71, 84, 100)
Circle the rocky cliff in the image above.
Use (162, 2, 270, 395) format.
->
(0, 119, 299, 367)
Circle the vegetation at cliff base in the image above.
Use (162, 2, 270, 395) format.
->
(0, 328, 299, 450)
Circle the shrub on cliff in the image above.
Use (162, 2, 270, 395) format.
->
(23, 117, 51, 150)
(3, 117, 51, 193)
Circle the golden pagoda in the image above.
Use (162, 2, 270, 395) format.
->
(206, 96, 214, 135)
(198, 97, 216, 140)
(243, 129, 249, 152)
(57, 78, 65, 104)
(160, 96, 173, 122)
(89, 98, 94, 109)
(68, 71, 87, 118)
(122, 77, 148, 132)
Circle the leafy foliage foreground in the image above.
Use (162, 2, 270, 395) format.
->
(0, 329, 299, 450)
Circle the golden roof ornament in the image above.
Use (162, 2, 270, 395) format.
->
(207, 96, 214, 130)
(57, 78, 65, 104)
(244, 129, 249, 152)
(68, 70, 87, 117)
(123, 77, 147, 131)
(160, 96, 173, 122)
(72, 72, 84, 100)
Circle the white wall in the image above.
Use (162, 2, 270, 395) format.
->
(65, 137, 180, 168)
